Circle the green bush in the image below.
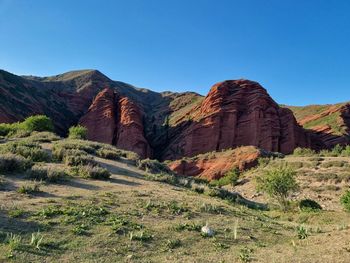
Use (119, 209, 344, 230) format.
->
(96, 148, 121, 160)
(20, 115, 54, 133)
(299, 199, 322, 211)
(256, 165, 299, 210)
(340, 190, 350, 212)
(0, 123, 19, 136)
(68, 125, 88, 140)
(71, 165, 111, 180)
(0, 154, 32, 173)
(210, 168, 240, 187)
(0, 141, 50, 162)
(28, 164, 68, 182)
(137, 159, 172, 174)
(342, 146, 350, 157)
(293, 147, 316, 157)
(63, 154, 97, 166)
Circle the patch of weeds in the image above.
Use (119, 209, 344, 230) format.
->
(36, 205, 63, 219)
(72, 224, 89, 235)
(107, 215, 143, 235)
(199, 203, 226, 214)
(30, 231, 44, 250)
(239, 247, 253, 262)
(173, 222, 201, 232)
(129, 231, 153, 242)
(17, 182, 41, 195)
(8, 207, 26, 218)
(5, 232, 22, 258)
(296, 225, 308, 239)
(164, 239, 181, 251)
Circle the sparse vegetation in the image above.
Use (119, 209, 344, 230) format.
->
(17, 182, 41, 194)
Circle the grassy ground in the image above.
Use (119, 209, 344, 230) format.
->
(1, 138, 350, 262)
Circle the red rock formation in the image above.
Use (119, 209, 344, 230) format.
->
(168, 146, 264, 180)
(79, 88, 151, 158)
(162, 80, 318, 160)
(116, 97, 151, 158)
(79, 88, 117, 144)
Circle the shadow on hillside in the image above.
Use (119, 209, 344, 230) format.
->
(64, 179, 101, 190)
(0, 211, 42, 235)
(97, 161, 145, 179)
(109, 177, 141, 186)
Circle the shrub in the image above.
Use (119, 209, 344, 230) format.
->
(0, 154, 32, 173)
(210, 167, 240, 187)
(137, 159, 172, 174)
(0, 141, 50, 162)
(96, 148, 121, 160)
(0, 123, 19, 136)
(52, 148, 88, 161)
(331, 144, 343, 156)
(256, 165, 299, 210)
(63, 154, 96, 167)
(340, 190, 350, 212)
(27, 132, 60, 143)
(341, 146, 350, 157)
(68, 125, 88, 140)
(299, 199, 322, 211)
(71, 165, 111, 180)
(20, 115, 54, 132)
(293, 147, 316, 157)
(28, 164, 68, 182)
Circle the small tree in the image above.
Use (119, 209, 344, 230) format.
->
(68, 125, 88, 140)
(21, 115, 54, 132)
(256, 165, 299, 211)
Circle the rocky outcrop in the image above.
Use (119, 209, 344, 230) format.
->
(168, 146, 266, 180)
(287, 103, 350, 148)
(79, 88, 151, 158)
(162, 80, 319, 160)
(116, 97, 151, 158)
(79, 88, 117, 144)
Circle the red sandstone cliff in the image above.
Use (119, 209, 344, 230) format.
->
(162, 80, 319, 160)
(79, 88, 151, 158)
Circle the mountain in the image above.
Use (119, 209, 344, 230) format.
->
(0, 68, 342, 160)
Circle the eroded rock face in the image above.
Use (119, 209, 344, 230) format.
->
(79, 88, 151, 158)
(162, 80, 318, 160)
(116, 97, 151, 158)
(79, 88, 117, 144)
(168, 146, 264, 180)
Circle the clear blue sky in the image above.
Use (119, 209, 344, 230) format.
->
(1, 0, 349, 106)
